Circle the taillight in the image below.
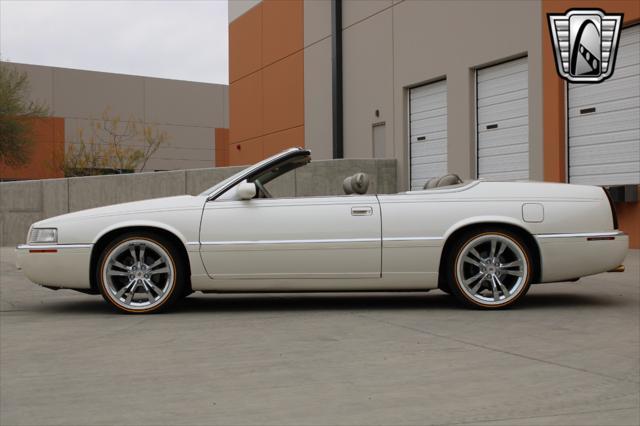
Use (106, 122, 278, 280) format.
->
(603, 188, 619, 229)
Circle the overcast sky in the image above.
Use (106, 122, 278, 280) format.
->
(0, 0, 228, 84)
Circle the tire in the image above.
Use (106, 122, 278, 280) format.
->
(438, 281, 452, 295)
(444, 228, 533, 309)
(96, 231, 186, 314)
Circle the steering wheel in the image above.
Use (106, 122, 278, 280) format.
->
(254, 180, 273, 198)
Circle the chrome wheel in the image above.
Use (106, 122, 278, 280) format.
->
(455, 233, 529, 306)
(101, 238, 176, 311)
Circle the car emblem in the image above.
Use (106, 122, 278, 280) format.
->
(547, 9, 623, 83)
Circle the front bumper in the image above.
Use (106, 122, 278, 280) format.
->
(16, 244, 93, 290)
(535, 231, 628, 282)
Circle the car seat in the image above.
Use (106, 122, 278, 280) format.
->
(423, 174, 463, 189)
(343, 173, 370, 195)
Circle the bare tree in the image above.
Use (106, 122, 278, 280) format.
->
(57, 109, 168, 177)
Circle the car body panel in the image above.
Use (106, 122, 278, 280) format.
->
(536, 232, 628, 282)
(33, 195, 206, 246)
(16, 244, 92, 289)
(200, 195, 381, 280)
(199, 196, 381, 281)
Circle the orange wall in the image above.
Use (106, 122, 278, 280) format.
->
(0, 117, 65, 181)
(228, 0, 304, 166)
(215, 128, 230, 167)
(542, 0, 640, 247)
(617, 201, 640, 249)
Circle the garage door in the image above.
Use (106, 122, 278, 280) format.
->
(568, 24, 640, 186)
(409, 80, 447, 190)
(477, 57, 529, 180)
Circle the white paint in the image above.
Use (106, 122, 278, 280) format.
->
(522, 203, 544, 223)
(200, 196, 382, 279)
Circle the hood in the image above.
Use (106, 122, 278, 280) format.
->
(36, 195, 206, 226)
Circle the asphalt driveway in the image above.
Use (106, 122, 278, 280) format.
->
(1, 247, 638, 426)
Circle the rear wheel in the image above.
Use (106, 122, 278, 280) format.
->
(97, 232, 185, 314)
(445, 229, 532, 309)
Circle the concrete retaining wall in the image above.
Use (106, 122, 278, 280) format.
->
(0, 159, 397, 246)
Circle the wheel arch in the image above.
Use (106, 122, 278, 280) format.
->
(89, 225, 192, 294)
(438, 219, 542, 289)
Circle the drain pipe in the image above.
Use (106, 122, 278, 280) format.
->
(331, 0, 343, 159)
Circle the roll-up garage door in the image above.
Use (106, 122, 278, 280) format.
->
(409, 80, 447, 190)
(477, 57, 529, 181)
(568, 24, 640, 185)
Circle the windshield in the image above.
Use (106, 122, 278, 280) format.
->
(198, 148, 308, 197)
(198, 167, 250, 197)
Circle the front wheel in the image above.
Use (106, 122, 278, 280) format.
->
(445, 229, 533, 309)
(96, 232, 185, 314)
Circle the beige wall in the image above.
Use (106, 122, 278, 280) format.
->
(4, 62, 228, 171)
(302, 0, 543, 190)
(343, 7, 395, 160)
(228, 0, 262, 23)
(303, 0, 333, 160)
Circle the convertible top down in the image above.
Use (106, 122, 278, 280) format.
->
(17, 148, 628, 313)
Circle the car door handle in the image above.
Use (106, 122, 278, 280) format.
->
(351, 206, 373, 216)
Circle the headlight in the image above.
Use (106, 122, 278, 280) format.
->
(29, 228, 58, 243)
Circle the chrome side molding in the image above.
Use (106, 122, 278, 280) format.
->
(16, 243, 93, 250)
(536, 231, 626, 239)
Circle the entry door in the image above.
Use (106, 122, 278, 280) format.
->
(199, 196, 381, 279)
(409, 80, 448, 190)
(373, 123, 386, 158)
(477, 57, 529, 180)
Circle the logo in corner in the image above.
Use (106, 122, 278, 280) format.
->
(548, 9, 623, 83)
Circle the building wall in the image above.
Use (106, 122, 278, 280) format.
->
(215, 128, 230, 167)
(0, 117, 65, 180)
(229, 0, 639, 247)
(0, 62, 229, 180)
(231, 0, 543, 177)
(311, 0, 543, 185)
(302, 0, 333, 161)
(393, 0, 543, 185)
(228, 0, 304, 166)
(229, 0, 262, 22)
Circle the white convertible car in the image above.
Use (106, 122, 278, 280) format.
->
(17, 148, 628, 313)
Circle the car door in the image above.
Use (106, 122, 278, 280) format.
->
(376, 192, 444, 288)
(199, 195, 381, 280)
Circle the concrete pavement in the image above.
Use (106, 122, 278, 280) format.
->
(1, 247, 638, 426)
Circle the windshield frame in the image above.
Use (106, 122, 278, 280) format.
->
(200, 147, 311, 201)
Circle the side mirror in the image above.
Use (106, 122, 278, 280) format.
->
(236, 180, 257, 200)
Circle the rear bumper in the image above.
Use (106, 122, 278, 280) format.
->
(535, 231, 628, 282)
(16, 244, 93, 290)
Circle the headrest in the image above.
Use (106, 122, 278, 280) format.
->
(343, 172, 370, 195)
(424, 177, 439, 189)
(436, 174, 463, 187)
(423, 174, 463, 189)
